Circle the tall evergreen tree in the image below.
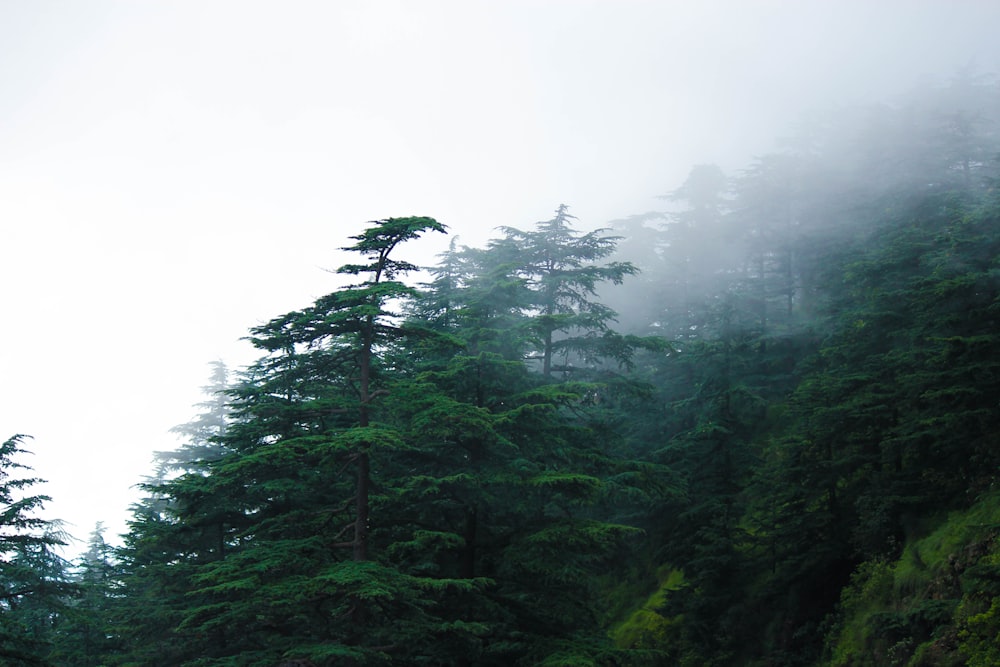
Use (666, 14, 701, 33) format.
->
(409, 218, 672, 665)
(117, 217, 533, 666)
(244, 216, 447, 564)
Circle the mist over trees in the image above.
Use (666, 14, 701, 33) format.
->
(2, 73, 999, 665)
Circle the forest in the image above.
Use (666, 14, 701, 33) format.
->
(2, 73, 999, 666)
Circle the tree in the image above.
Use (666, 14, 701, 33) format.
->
(408, 220, 674, 664)
(246, 216, 447, 563)
(0, 435, 72, 666)
(122, 217, 505, 666)
(155, 360, 234, 478)
(49, 524, 123, 666)
(656, 165, 739, 341)
(110, 363, 244, 664)
(494, 205, 641, 376)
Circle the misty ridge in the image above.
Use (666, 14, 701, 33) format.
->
(595, 70, 1000, 342)
(3, 69, 1000, 666)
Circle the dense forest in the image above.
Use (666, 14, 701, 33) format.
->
(3, 74, 1000, 666)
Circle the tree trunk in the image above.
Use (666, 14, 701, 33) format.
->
(354, 316, 374, 562)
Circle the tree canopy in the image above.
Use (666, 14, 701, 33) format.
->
(7, 73, 1000, 666)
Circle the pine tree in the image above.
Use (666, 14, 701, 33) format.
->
(494, 205, 642, 376)
(0, 435, 72, 666)
(408, 222, 672, 664)
(155, 360, 233, 477)
(118, 217, 532, 666)
(49, 524, 123, 666)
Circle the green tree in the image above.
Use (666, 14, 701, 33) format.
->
(0, 435, 72, 666)
(49, 524, 123, 666)
(409, 222, 673, 665)
(494, 205, 641, 376)
(155, 360, 234, 477)
(245, 216, 447, 563)
(121, 217, 524, 666)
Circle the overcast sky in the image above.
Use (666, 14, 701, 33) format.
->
(2, 0, 998, 555)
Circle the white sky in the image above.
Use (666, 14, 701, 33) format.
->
(2, 0, 998, 556)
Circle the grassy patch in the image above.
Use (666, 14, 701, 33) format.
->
(609, 565, 685, 650)
(824, 491, 1000, 666)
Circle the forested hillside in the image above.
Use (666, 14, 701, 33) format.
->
(2, 75, 999, 666)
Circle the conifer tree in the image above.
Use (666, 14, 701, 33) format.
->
(244, 216, 447, 563)
(155, 360, 233, 477)
(119, 217, 531, 666)
(409, 220, 672, 665)
(49, 524, 123, 666)
(494, 205, 641, 376)
(0, 435, 72, 666)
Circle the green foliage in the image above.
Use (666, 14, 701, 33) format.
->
(599, 73, 1000, 666)
(61, 74, 1000, 666)
(108, 213, 659, 666)
(610, 567, 685, 651)
(824, 493, 1000, 666)
(490, 204, 644, 376)
(0, 435, 72, 666)
(49, 524, 125, 666)
(959, 560, 1000, 667)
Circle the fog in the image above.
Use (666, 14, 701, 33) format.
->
(1, 0, 998, 553)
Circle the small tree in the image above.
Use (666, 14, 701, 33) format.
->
(49, 524, 123, 667)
